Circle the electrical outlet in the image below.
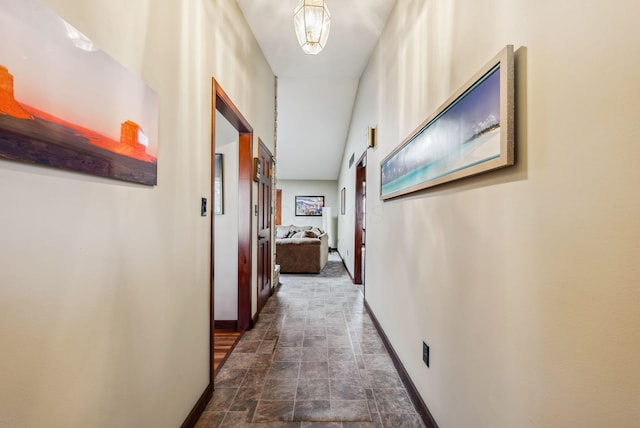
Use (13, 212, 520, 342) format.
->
(423, 341, 430, 367)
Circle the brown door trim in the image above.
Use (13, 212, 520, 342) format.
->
(354, 152, 366, 285)
(237, 132, 253, 331)
(211, 79, 253, 386)
(275, 189, 282, 226)
(215, 81, 252, 133)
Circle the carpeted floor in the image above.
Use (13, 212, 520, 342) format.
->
(197, 252, 425, 427)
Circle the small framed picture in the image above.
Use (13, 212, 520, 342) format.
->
(295, 196, 324, 216)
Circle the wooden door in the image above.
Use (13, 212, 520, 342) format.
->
(354, 153, 366, 285)
(257, 140, 273, 312)
(275, 189, 282, 225)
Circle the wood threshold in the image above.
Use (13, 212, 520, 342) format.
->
(364, 299, 439, 428)
(214, 320, 238, 330)
(213, 329, 242, 376)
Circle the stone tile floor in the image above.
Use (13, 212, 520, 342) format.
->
(197, 254, 425, 427)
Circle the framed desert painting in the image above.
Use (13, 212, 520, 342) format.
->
(0, 0, 158, 185)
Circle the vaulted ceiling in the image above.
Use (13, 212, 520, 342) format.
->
(236, 0, 398, 180)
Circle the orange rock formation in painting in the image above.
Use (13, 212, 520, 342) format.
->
(0, 65, 34, 119)
(120, 120, 146, 152)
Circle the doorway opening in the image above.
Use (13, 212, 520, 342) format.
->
(213, 111, 238, 331)
(210, 79, 253, 385)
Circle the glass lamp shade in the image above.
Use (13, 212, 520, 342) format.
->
(294, 0, 331, 55)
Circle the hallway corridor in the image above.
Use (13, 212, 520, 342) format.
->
(197, 254, 425, 427)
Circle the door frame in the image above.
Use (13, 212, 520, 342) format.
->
(275, 189, 282, 226)
(354, 152, 366, 285)
(210, 79, 253, 384)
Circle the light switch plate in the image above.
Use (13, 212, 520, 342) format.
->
(201, 198, 207, 216)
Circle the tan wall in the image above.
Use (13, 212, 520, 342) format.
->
(0, 0, 274, 426)
(339, 0, 640, 426)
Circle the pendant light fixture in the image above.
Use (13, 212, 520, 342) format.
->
(293, 0, 331, 55)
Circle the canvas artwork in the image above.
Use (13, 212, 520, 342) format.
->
(0, 0, 158, 185)
(380, 46, 514, 199)
(295, 196, 324, 216)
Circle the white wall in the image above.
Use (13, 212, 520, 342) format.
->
(0, 0, 274, 427)
(277, 179, 338, 236)
(336, 151, 365, 273)
(214, 112, 239, 322)
(339, 0, 640, 427)
(277, 78, 359, 180)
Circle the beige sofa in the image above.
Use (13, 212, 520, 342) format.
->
(275, 225, 328, 273)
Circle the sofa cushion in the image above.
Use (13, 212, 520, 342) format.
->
(276, 226, 290, 239)
(276, 225, 325, 241)
(303, 230, 318, 238)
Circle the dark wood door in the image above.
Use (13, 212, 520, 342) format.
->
(275, 189, 282, 225)
(354, 154, 366, 285)
(257, 140, 273, 312)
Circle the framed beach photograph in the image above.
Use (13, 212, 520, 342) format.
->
(214, 153, 223, 215)
(295, 195, 324, 216)
(380, 45, 515, 200)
